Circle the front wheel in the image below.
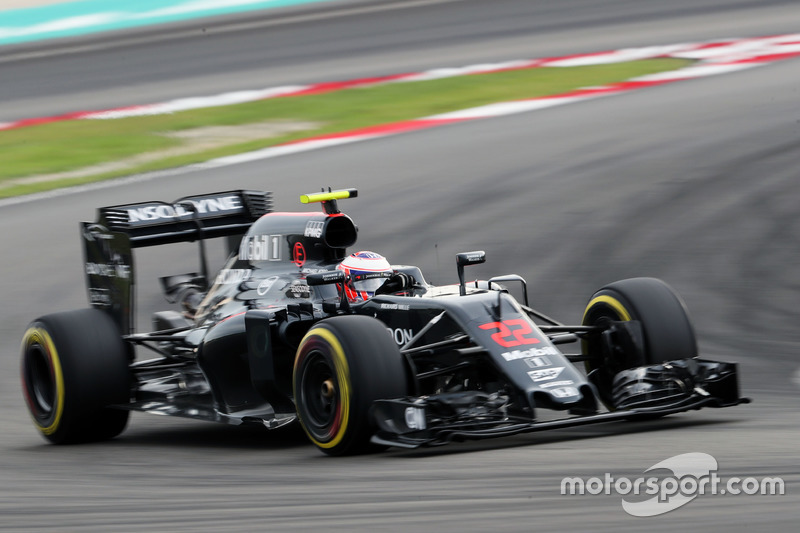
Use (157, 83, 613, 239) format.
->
(293, 315, 408, 456)
(581, 277, 697, 407)
(21, 308, 132, 444)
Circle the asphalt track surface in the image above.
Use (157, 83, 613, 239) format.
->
(1, 1, 799, 531)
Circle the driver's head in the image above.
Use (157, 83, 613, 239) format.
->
(336, 251, 392, 302)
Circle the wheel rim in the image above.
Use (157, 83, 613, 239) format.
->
(584, 314, 620, 373)
(299, 350, 341, 442)
(582, 293, 633, 374)
(24, 344, 56, 419)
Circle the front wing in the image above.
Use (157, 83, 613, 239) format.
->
(369, 358, 749, 449)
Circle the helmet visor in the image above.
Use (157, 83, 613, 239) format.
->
(351, 271, 392, 294)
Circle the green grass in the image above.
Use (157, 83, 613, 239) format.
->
(0, 58, 689, 198)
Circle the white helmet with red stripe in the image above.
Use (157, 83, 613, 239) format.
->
(336, 251, 392, 302)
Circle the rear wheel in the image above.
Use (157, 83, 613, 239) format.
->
(581, 278, 697, 407)
(293, 315, 407, 456)
(21, 308, 131, 444)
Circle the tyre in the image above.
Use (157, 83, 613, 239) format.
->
(293, 315, 408, 456)
(581, 278, 697, 407)
(21, 308, 132, 444)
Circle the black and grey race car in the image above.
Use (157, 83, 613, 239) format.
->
(20, 188, 748, 455)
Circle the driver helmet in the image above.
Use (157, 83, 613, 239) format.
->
(336, 251, 392, 302)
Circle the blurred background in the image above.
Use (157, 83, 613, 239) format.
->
(1, 1, 798, 530)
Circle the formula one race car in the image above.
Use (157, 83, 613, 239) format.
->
(21, 188, 748, 455)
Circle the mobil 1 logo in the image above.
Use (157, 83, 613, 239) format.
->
(239, 234, 282, 262)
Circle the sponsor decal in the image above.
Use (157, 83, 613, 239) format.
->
(527, 367, 564, 382)
(501, 346, 559, 362)
(524, 355, 553, 368)
(380, 303, 410, 311)
(540, 380, 574, 389)
(292, 242, 306, 267)
(319, 271, 344, 282)
(239, 234, 282, 261)
(404, 407, 426, 430)
(285, 282, 311, 299)
(215, 269, 251, 284)
(303, 220, 324, 238)
(300, 267, 330, 274)
(86, 261, 131, 279)
(550, 386, 579, 398)
(256, 276, 279, 296)
(126, 195, 242, 223)
(353, 271, 392, 281)
(89, 288, 111, 307)
(388, 327, 414, 345)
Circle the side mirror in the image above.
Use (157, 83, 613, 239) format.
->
(456, 251, 486, 296)
(456, 251, 486, 267)
(306, 270, 345, 286)
(306, 270, 350, 313)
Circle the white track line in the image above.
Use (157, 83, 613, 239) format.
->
(1, 34, 799, 207)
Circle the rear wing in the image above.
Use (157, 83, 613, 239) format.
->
(81, 190, 271, 334)
(96, 190, 272, 246)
